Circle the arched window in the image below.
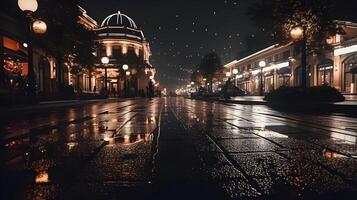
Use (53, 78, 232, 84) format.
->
(343, 54, 357, 93)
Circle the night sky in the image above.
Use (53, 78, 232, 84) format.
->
(79, 0, 357, 90)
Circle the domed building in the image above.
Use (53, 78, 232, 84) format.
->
(93, 11, 155, 96)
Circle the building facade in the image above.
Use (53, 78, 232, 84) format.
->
(224, 21, 357, 95)
(1, 1, 58, 102)
(75, 10, 155, 96)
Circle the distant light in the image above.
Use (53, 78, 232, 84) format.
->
(290, 26, 304, 41)
(252, 69, 260, 75)
(149, 76, 154, 80)
(18, 0, 38, 12)
(262, 62, 289, 72)
(126, 71, 130, 76)
(191, 81, 194, 85)
(259, 60, 266, 68)
(225, 72, 231, 77)
(32, 20, 47, 34)
(23, 42, 28, 48)
(233, 69, 238, 74)
(122, 64, 129, 70)
(101, 56, 109, 64)
(334, 45, 357, 56)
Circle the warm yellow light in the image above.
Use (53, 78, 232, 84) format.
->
(259, 60, 266, 68)
(233, 69, 238, 75)
(32, 20, 47, 34)
(101, 56, 109, 64)
(149, 76, 154, 80)
(225, 72, 231, 77)
(122, 64, 129, 70)
(290, 26, 304, 41)
(126, 71, 131, 76)
(35, 171, 49, 183)
(18, 0, 38, 12)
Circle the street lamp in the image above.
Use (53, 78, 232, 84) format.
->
(233, 69, 238, 87)
(290, 26, 307, 88)
(101, 56, 109, 91)
(259, 61, 266, 96)
(122, 64, 129, 97)
(32, 19, 47, 34)
(18, 0, 46, 103)
(18, 0, 38, 13)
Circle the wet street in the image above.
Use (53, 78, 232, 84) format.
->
(1, 97, 357, 199)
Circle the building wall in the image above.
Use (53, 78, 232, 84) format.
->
(224, 21, 357, 95)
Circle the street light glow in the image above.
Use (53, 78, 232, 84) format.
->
(233, 69, 238, 75)
(101, 56, 109, 64)
(122, 64, 129, 70)
(290, 26, 304, 41)
(259, 60, 266, 68)
(23, 42, 28, 48)
(18, 0, 38, 12)
(225, 72, 231, 77)
(32, 19, 47, 34)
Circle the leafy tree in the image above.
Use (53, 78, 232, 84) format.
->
(198, 52, 223, 93)
(248, 0, 343, 52)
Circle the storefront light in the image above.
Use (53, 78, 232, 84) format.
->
(23, 42, 28, 48)
(262, 62, 289, 72)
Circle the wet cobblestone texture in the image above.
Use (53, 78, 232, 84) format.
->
(1, 97, 357, 199)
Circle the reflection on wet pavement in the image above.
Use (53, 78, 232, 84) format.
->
(1, 97, 357, 199)
(168, 97, 357, 199)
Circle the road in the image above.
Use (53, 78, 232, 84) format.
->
(1, 97, 357, 199)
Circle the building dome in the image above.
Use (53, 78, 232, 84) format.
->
(96, 11, 145, 42)
(101, 11, 138, 29)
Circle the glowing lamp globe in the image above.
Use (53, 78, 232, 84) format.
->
(18, 0, 38, 12)
(226, 72, 231, 77)
(259, 61, 266, 68)
(122, 64, 129, 71)
(126, 71, 131, 76)
(101, 56, 109, 64)
(32, 20, 47, 34)
(290, 26, 304, 41)
(233, 69, 238, 75)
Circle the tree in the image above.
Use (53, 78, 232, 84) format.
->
(198, 52, 223, 93)
(249, 0, 342, 52)
(249, 0, 343, 88)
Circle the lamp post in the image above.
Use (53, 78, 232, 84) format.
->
(259, 60, 266, 96)
(290, 26, 307, 88)
(233, 69, 238, 87)
(18, 0, 47, 103)
(101, 56, 109, 91)
(122, 64, 129, 97)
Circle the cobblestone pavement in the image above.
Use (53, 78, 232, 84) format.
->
(1, 97, 357, 199)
